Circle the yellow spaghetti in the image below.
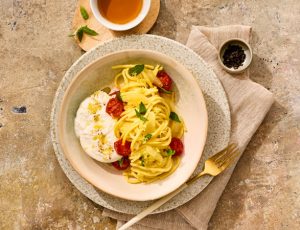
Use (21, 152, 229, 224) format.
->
(112, 64, 184, 183)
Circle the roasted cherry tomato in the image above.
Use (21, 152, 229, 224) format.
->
(112, 157, 130, 170)
(106, 98, 124, 118)
(169, 137, 184, 156)
(157, 70, 173, 91)
(114, 139, 131, 156)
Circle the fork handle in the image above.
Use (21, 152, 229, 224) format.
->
(118, 183, 188, 230)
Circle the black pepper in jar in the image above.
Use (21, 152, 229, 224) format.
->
(222, 44, 246, 69)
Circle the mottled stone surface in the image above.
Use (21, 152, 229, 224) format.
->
(0, 0, 299, 229)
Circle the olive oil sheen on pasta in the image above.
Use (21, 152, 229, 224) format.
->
(98, 0, 143, 24)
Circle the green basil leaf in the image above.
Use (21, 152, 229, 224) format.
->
(135, 109, 140, 117)
(129, 64, 144, 76)
(116, 91, 123, 102)
(76, 28, 84, 42)
(140, 156, 145, 166)
(101, 87, 111, 94)
(139, 102, 147, 115)
(144, 134, 152, 142)
(82, 25, 98, 36)
(70, 25, 97, 42)
(169, 111, 181, 122)
(80, 6, 89, 20)
(118, 158, 124, 166)
(166, 149, 176, 156)
(139, 114, 147, 122)
(158, 87, 173, 94)
(135, 109, 148, 122)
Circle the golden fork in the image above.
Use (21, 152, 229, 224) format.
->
(118, 143, 240, 230)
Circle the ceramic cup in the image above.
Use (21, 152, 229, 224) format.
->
(90, 0, 151, 31)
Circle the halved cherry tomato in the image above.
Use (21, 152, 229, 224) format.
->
(106, 98, 124, 118)
(169, 137, 184, 156)
(114, 139, 131, 156)
(157, 70, 172, 91)
(112, 157, 130, 170)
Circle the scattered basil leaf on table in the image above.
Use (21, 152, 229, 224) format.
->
(80, 6, 89, 20)
(69, 25, 98, 42)
(129, 64, 144, 76)
(169, 111, 181, 122)
(77, 28, 84, 42)
(81, 25, 98, 36)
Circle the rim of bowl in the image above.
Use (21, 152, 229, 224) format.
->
(218, 38, 253, 74)
(90, 0, 151, 31)
(57, 49, 208, 201)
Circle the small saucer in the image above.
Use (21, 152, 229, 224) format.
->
(72, 0, 160, 51)
(218, 38, 253, 74)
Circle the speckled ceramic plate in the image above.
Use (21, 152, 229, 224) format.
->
(50, 35, 231, 214)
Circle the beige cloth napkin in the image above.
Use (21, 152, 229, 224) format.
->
(102, 25, 274, 230)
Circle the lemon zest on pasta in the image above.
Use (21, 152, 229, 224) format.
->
(113, 64, 184, 183)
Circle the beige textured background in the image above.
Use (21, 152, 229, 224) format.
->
(0, 0, 299, 229)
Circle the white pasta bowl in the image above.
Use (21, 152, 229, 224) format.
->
(57, 49, 208, 201)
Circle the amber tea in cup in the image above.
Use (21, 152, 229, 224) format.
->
(90, 0, 150, 31)
(98, 0, 143, 24)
